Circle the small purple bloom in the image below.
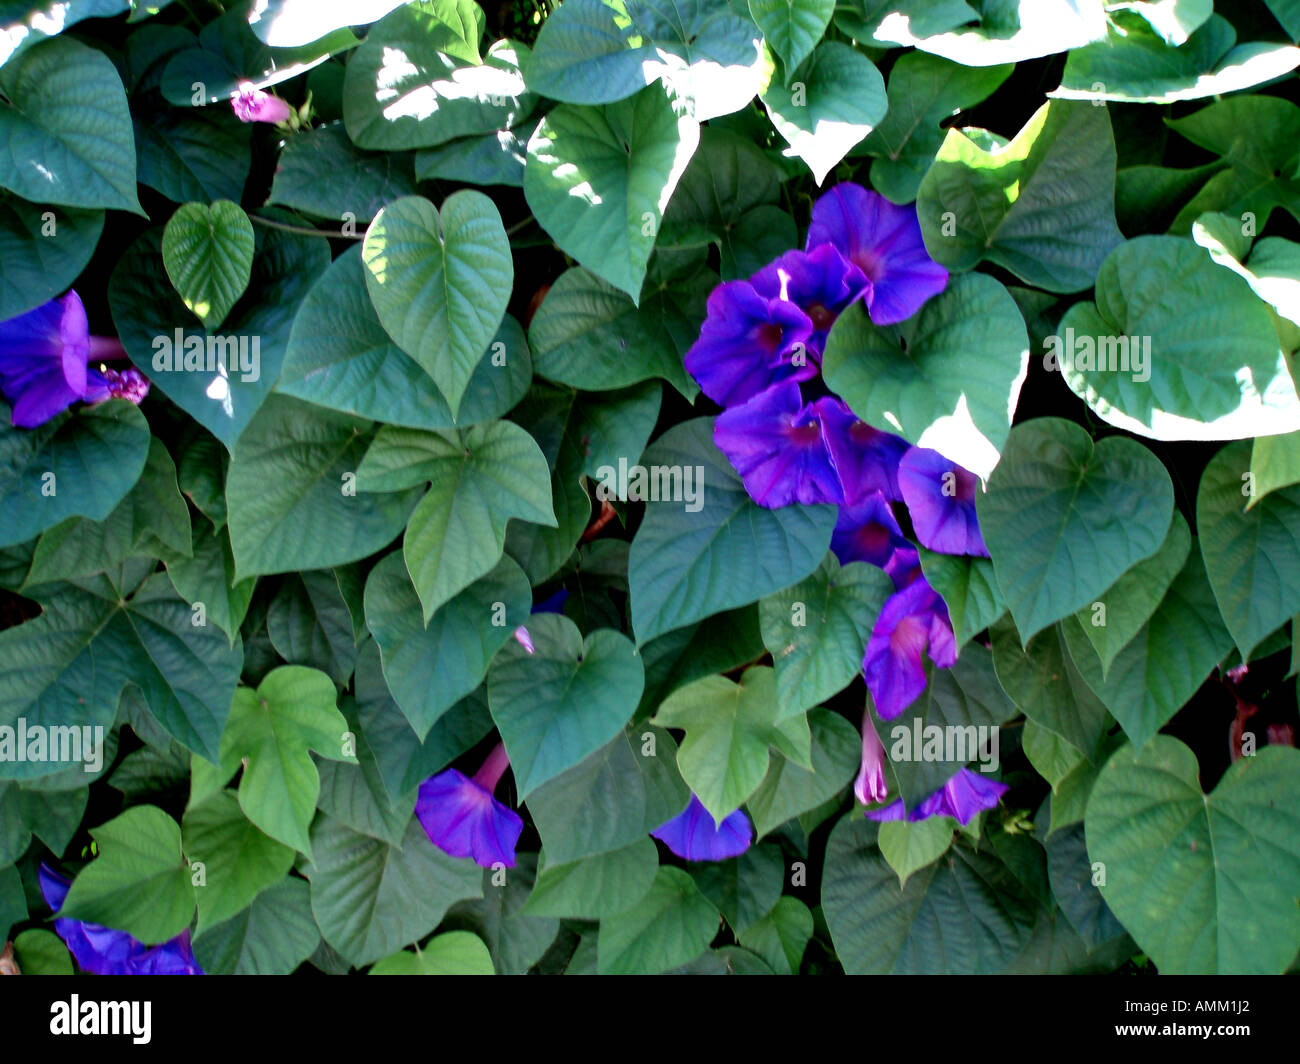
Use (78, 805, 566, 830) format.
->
(651, 794, 752, 861)
(806, 184, 948, 326)
(884, 545, 922, 590)
(231, 83, 293, 123)
(863, 577, 957, 720)
(512, 626, 535, 654)
(751, 243, 866, 353)
(854, 711, 889, 806)
(831, 491, 910, 569)
(39, 865, 203, 975)
(898, 447, 988, 557)
(0, 291, 143, 427)
(864, 768, 1008, 825)
(713, 382, 845, 507)
(684, 279, 814, 408)
(416, 742, 523, 868)
(818, 400, 909, 504)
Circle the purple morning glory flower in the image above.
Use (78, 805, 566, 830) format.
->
(39, 865, 203, 975)
(651, 794, 753, 861)
(863, 576, 957, 720)
(532, 587, 569, 614)
(415, 742, 523, 868)
(885, 545, 922, 590)
(898, 447, 988, 557)
(818, 400, 909, 505)
(684, 279, 815, 408)
(864, 768, 1008, 826)
(0, 291, 140, 428)
(806, 184, 948, 326)
(231, 83, 293, 123)
(854, 711, 889, 806)
(713, 382, 845, 507)
(751, 243, 866, 353)
(831, 492, 910, 569)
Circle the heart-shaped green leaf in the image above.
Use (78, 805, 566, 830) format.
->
(0, 36, 142, 213)
(979, 417, 1175, 642)
(523, 85, 700, 303)
(652, 666, 811, 824)
(1086, 737, 1300, 973)
(161, 200, 254, 330)
(362, 193, 513, 417)
(823, 274, 1029, 480)
(487, 613, 645, 796)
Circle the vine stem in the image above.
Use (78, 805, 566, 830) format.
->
(505, 214, 536, 236)
(248, 214, 362, 240)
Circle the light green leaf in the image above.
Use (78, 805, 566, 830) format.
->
(182, 788, 295, 935)
(758, 41, 885, 185)
(737, 895, 813, 974)
(362, 193, 513, 417)
(220, 665, 356, 856)
(749, 0, 832, 73)
(917, 549, 1005, 648)
(652, 666, 811, 824)
(878, 818, 954, 887)
(524, 838, 658, 919)
(523, 85, 700, 303)
(192, 875, 321, 975)
(822, 274, 1029, 480)
(161, 200, 254, 331)
(369, 932, 494, 975)
(60, 806, 195, 944)
(916, 100, 1122, 292)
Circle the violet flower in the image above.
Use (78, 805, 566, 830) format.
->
(898, 447, 988, 557)
(831, 491, 911, 569)
(415, 741, 523, 868)
(819, 399, 909, 504)
(854, 711, 889, 805)
(683, 279, 814, 408)
(231, 83, 293, 123)
(713, 382, 845, 507)
(651, 794, 752, 861)
(864, 768, 1008, 826)
(39, 864, 203, 975)
(0, 292, 142, 428)
(750, 242, 866, 354)
(806, 184, 948, 326)
(863, 576, 957, 720)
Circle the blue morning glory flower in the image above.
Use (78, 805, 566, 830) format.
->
(863, 576, 957, 721)
(898, 446, 988, 557)
(713, 382, 845, 507)
(750, 242, 867, 354)
(651, 794, 753, 861)
(415, 742, 523, 868)
(864, 768, 1008, 826)
(683, 278, 815, 408)
(819, 400, 909, 504)
(831, 491, 911, 569)
(0, 291, 146, 427)
(39, 864, 203, 975)
(805, 184, 948, 326)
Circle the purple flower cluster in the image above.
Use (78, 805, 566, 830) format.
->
(39, 865, 203, 975)
(0, 291, 148, 428)
(685, 184, 1007, 829)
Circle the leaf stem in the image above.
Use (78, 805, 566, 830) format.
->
(248, 214, 363, 240)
